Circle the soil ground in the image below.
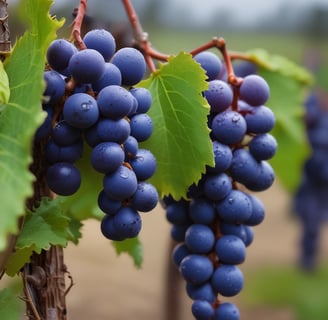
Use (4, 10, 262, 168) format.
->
(64, 180, 328, 320)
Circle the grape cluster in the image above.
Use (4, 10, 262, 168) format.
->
(294, 89, 328, 270)
(36, 29, 158, 241)
(163, 53, 277, 319)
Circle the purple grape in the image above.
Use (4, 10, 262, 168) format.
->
(68, 49, 105, 84)
(216, 189, 252, 224)
(97, 190, 122, 215)
(249, 133, 278, 160)
(204, 172, 232, 201)
(239, 74, 270, 106)
(101, 214, 125, 241)
(112, 206, 142, 239)
(189, 198, 216, 225)
(186, 282, 216, 303)
(47, 39, 77, 72)
(194, 51, 222, 81)
(97, 85, 134, 120)
(204, 80, 233, 113)
(172, 243, 190, 268)
(43, 70, 66, 105)
(211, 110, 247, 145)
(185, 224, 215, 254)
(103, 165, 138, 201)
(46, 162, 81, 196)
(52, 120, 81, 146)
(96, 118, 130, 144)
(91, 142, 124, 174)
(179, 254, 214, 285)
(211, 264, 244, 297)
(215, 302, 240, 320)
(63, 93, 99, 129)
(243, 105, 276, 134)
(191, 300, 215, 319)
(215, 235, 246, 265)
(130, 87, 152, 114)
(83, 29, 116, 61)
(130, 182, 159, 212)
(129, 113, 153, 142)
(129, 149, 156, 181)
(111, 47, 146, 86)
(245, 194, 265, 226)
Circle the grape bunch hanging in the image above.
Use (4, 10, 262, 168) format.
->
(163, 52, 277, 319)
(36, 28, 159, 241)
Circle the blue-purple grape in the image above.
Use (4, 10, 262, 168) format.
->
(215, 235, 246, 265)
(130, 87, 152, 114)
(97, 85, 134, 120)
(211, 264, 244, 297)
(111, 47, 146, 86)
(204, 80, 233, 113)
(185, 224, 215, 254)
(63, 93, 99, 129)
(239, 74, 270, 107)
(180, 254, 214, 285)
(68, 48, 105, 84)
(103, 165, 138, 201)
(83, 29, 116, 61)
(211, 110, 247, 145)
(46, 39, 77, 72)
(130, 182, 159, 212)
(46, 162, 81, 196)
(129, 113, 153, 142)
(90, 141, 124, 174)
(194, 51, 222, 81)
(43, 70, 66, 105)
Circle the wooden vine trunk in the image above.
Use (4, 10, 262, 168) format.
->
(23, 139, 69, 320)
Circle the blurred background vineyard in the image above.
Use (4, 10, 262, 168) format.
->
(5, 1, 328, 319)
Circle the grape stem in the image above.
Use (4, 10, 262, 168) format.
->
(70, 0, 87, 50)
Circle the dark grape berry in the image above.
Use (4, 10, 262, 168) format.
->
(83, 29, 116, 61)
(111, 47, 146, 86)
(63, 93, 99, 129)
(46, 162, 81, 196)
(68, 48, 105, 83)
(46, 39, 77, 72)
(194, 51, 222, 81)
(239, 74, 270, 106)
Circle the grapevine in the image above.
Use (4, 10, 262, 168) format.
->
(0, 0, 314, 319)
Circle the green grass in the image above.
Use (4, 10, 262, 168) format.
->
(240, 262, 328, 320)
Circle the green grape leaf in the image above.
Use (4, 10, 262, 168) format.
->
(139, 52, 213, 200)
(112, 237, 143, 268)
(0, 62, 9, 109)
(258, 68, 310, 191)
(6, 198, 70, 276)
(0, 0, 63, 251)
(59, 144, 103, 221)
(246, 48, 314, 85)
(0, 287, 22, 320)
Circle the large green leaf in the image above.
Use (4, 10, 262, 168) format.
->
(139, 52, 213, 199)
(5, 198, 70, 276)
(259, 68, 310, 191)
(0, 0, 63, 251)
